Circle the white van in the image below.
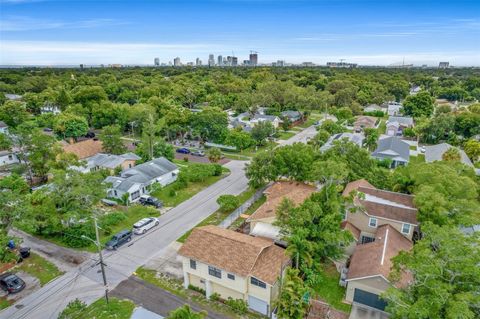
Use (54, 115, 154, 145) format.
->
(133, 217, 159, 235)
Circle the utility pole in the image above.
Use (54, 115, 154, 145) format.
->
(83, 217, 109, 304)
(94, 217, 109, 304)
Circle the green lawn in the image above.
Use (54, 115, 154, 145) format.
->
(377, 120, 386, 135)
(14, 252, 64, 286)
(177, 187, 260, 243)
(313, 263, 351, 313)
(276, 131, 296, 140)
(151, 172, 227, 208)
(81, 298, 135, 319)
(410, 154, 426, 164)
(0, 297, 11, 310)
(409, 145, 417, 151)
(240, 142, 277, 157)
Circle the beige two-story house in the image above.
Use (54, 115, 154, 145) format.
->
(178, 225, 290, 317)
(342, 179, 418, 242)
(345, 224, 413, 311)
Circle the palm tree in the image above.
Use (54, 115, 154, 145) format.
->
(274, 268, 308, 319)
(286, 230, 313, 269)
(206, 147, 222, 163)
(442, 147, 461, 162)
(167, 305, 206, 319)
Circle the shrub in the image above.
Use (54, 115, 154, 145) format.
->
(61, 223, 96, 248)
(58, 298, 87, 319)
(100, 212, 127, 228)
(213, 164, 223, 176)
(217, 195, 240, 212)
(209, 292, 221, 301)
(188, 284, 206, 296)
(225, 298, 248, 315)
(183, 156, 189, 162)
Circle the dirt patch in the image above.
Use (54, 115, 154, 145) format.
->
(143, 242, 183, 279)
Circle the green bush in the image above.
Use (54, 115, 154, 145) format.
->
(217, 194, 240, 212)
(213, 164, 223, 176)
(58, 298, 87, 319)
(188, 284, 206, 296)
(100, 212, 127, 228)
(209, 292, 221, 301)
(61, 223, 96, 248)
(225, 298, 248, 315)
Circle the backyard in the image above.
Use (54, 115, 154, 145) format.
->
(312, 262, 352, 313)
(58, 297, 135, 319)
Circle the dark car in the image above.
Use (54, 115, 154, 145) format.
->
(0, 273, 26, 294)
(176, 147, 190, 154)
(139, 195, 163, 208)
(105, 229, 132, 250)
(191, 150, 205, 157)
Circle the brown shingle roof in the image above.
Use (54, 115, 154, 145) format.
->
(178, 226, 289, 285)
(358, 199, 418, 225)
(63, 139, 103, 159)
(341, 221, 361, 241)
(346, 224, 413, 287)
(248, 181, 316, 222)
(342, 179, 375, 197)
(353, 116, 377, 128)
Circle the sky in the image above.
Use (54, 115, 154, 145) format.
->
(0, 0, 479, 66)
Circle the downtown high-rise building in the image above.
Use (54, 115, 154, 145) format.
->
(173, 57, 181, 66)
(196, 57, 202, 66)
(154, 57, 160, 66)
(249, 52, 258, 66)
(217, 55, 223, 66)
(208, 54, 215, 67)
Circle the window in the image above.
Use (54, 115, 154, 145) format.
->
(227, 273, 235, 280)
(114, 190, 118, 197)
(368, 217, 377, 228)
(250, 277, 266, 289)
(8, 154, 13, 160)
(401, 223, 411, 235)
(361, 236, 375, 244)
(190, 259, 196, 270)
(208, 266, 222, 279)
(131, 190, 140, 200)
(128, 163, 132, 168)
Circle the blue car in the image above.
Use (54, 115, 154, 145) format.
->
(176, 147, 190, 154)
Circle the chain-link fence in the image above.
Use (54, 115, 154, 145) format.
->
(218, 186, 267, 229)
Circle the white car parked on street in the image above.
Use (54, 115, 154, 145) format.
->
(133, 217, 159, 235)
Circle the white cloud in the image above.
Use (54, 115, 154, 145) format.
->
(0, 16, 126, 31)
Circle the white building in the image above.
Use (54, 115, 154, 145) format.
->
(105, 157, 178, 202)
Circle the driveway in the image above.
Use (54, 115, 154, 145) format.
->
(277, 125, 317, 146)
(0, 160, 249, 319)
(8, 228, 93, 272)
(111, 276, 229, 319)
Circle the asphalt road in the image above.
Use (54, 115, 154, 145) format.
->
(111, 276, 228, 319)
(0, 160, 249, 319)
(277, 125, 317, 146)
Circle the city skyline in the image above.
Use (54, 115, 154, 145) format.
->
(1, 0, 480, 66)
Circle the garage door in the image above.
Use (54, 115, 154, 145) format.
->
(353, 289, 387, 311)
(248, 295, 268, 315)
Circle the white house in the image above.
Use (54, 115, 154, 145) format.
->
(0, 121, 9, 135)
(386, 102, 403, 116)
(0, 150, 20, 167)
(73, 152, 141, 173)
(40, 103, 61, 115)
(105, 157, 178, 202)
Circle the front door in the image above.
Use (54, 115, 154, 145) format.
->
(353, 288, 387, 310)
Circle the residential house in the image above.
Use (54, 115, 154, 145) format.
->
(345, 224, 413, 311)
(73, 152, 141, 173)
(0, 149, 20, 167)
(4, 94, 22, 101)
(341, 179, 418, 242)
(0, 121, 8, 135)
(409, 85, 421, 95)
(280, 110, 303, 123)
(371, 136, 410, 167)
(425, 143, 474, 167)
(353, 116, 377, 133)
(320, 132, 364, 152)
(247, 181, 317, 240)
(386, 102, 403, 116)
(386, 116, 414, 136)
(363, 104, 386, 114)
(179, 225, 290, 317)
(250, 114, 282, 129)
(63, 139, 104, 160)
(105, 157, 178, 202)
(40, 103, 61, 115)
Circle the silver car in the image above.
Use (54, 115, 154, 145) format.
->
(133, 217, 159, 235)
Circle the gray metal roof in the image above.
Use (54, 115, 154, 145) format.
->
(281, 110, 302, 119)
(87, 153, 141, 169)
(121, 157, 178, 181)
(253, 114, 280, 121)
(424, 143, 473, 167)
(372, 136, 410, 162)
(0, 121, 7, 128)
